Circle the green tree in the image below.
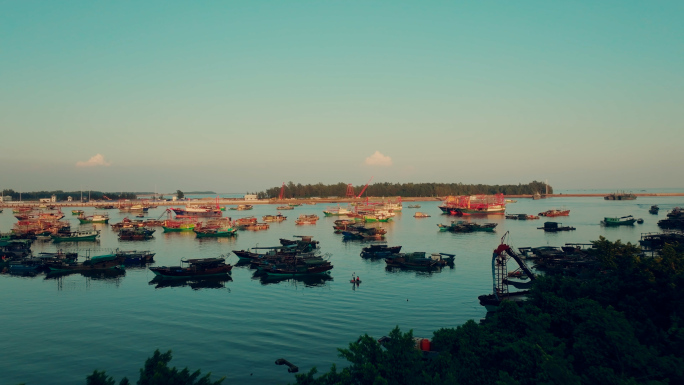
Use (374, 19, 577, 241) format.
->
(176, 190, 184, 199)
(84, 350, 223, 385)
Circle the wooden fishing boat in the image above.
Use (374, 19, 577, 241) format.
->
(649, 205, 659, 214)
(360, 244, 402, 258)
(149, 257, 232, 279)
(115, 250, 156, 264)
(263, 214, 287, 222)
(235, 216, 258, 230)
(51, 230, 100, 243)
(538, 222, 576, 232)
(601, 215, 636, 226)
(119, 227, 156, 240)
(194, 227, 238, 238)
(385, 252, 440, 270)
(506, 214, 540, 220)
(407, 204, 421, 208)
(243, 222, 270, 231)
(295, 214, 319, 225)
(322, 205, 353, 216)
(171, 205, 221, 218)
(413, 212, 430, 218)
(71, 210, 84, 215)
(437, 221, 497, 233)
(276, 205, 294, 210)
(78, 213, 109, 224)
(538, 209, 570, 217)
(161, 219, 197, 232)
(46, 254, 125, 272)
(439, 194, 506, 215)
(230, 205, 254, 211)
(260, 258, 333, 277)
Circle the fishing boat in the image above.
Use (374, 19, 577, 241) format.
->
(77, 213, 109, 224)
(601, 215, 636, 226)
(243, 222, 270, 231)
(295, 214, 319, 225)
(260, 257, 333, 278)
(437, 221, 497, 233)
(161, 219, 197, 232)
(506, 214, 540, 220)
(276, 205, 294, 210)
(362, 211, 394, 222)
(322, 205, 353, 216)
(538, 222, 576, 232)
(115, 249, 156, 264)
(360, 244, 402, 258)
(341, 226, 387, 240)
(119, 227, 156, 240)
(263, 214, 287, 222)
(71, 209, 84, 215)
(235, 216, 258, 230)
(439, 194, 506, 216)
(413, 212, 430, 218)
(407, 204, 421, 208)
(171, 205, 222, 218)
(385, 252, 445, 270)
(230, 205, 254, 211)
(194, 227, 238, 238)
(46, 253, 125, 272)
(150, 257, 232, 279)
(538, 209, 570, 217)
(51, 230, 100, 243)
(649, 205, 659, 214)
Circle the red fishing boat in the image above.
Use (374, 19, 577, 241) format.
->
(439, 194, 506, 216)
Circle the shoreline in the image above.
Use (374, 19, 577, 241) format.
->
(1, 193, 683, 209)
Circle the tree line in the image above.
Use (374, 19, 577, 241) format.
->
(1, 189, 138, 201)
(257, 181, 552, 199)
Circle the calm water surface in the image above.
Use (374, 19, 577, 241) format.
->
(1, 197, 682, 384)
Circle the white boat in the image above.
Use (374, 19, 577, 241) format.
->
(323, 205, 353, 217)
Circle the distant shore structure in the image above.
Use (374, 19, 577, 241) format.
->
(604, 191, 637, 200)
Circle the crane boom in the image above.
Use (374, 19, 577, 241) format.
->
(356, 176, 374, 198)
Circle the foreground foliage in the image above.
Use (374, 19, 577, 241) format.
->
(85, 349, 224, 385)
(294, 238, 684, 385)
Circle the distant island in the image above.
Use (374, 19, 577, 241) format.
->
(257, 181, 552, 199)
(184, 191, 217, 195)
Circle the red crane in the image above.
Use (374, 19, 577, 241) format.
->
(279, 182, 285, 200)
(356, 176, 374, 198)
(345, 184, 355, 198)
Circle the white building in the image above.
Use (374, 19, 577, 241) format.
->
(244, 194, 258, 201)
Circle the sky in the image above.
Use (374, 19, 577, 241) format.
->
(1, 1, 682, 193)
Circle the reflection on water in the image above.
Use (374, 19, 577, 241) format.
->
(45, 268, 126, 281)
(149, 276, 233, 290)
(252, 271, 333, 287)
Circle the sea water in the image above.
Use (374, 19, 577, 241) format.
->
(0, 195, 681, 384)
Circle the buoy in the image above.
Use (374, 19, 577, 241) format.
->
(420, 338, 431, 351)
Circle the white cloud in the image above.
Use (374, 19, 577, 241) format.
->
(76, 154, 112, 167)
(365, 151, 392, 166)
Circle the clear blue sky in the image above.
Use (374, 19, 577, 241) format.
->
(1, 1, 682, 193)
